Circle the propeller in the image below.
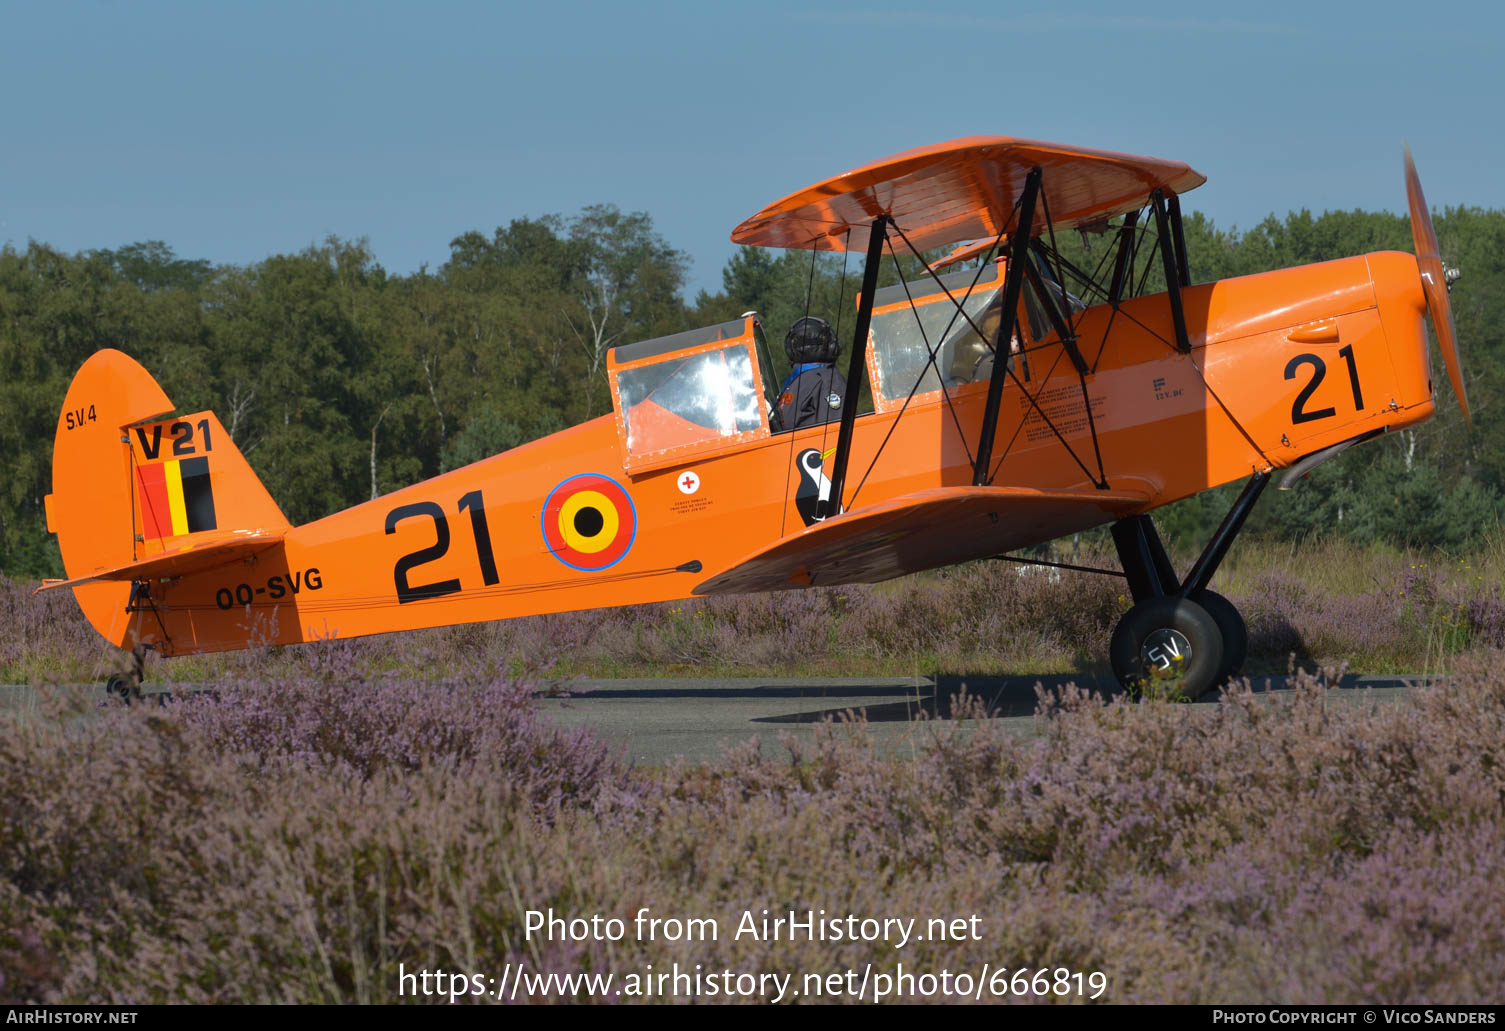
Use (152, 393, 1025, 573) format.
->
(1405, 145, 1470, 425)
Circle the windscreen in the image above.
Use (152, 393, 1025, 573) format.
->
(617, 344, 763, 457)
(868, 285, 1003, 400)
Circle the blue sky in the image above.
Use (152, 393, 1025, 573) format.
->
(4, 0, 1500, 298)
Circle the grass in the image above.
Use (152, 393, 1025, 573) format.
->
(4, 536, 1504, 684)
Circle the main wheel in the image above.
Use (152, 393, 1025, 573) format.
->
(1109, 596, 1225, 700)
(1195, 590, 1248, 683)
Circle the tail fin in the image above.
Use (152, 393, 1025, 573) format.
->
(46, 349, 290, 584)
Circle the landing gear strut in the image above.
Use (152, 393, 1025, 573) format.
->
(1108, 473, 1267, 698)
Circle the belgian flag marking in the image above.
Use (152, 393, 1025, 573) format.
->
(541, 473, 636, 571)
(137, 456, 218, 540)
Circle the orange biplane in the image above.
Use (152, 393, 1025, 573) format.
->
(41, 137, 1466, 698)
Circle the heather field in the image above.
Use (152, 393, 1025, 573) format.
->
(1, 541, 1504, 1004)
(2, 659, 1504, 1003)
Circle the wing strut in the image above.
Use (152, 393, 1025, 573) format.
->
(1150, 189, 1192, 353)
(1167, 193, 1192, 288)
(820, 214, 889, 520)
(1107, 209, 1140, 305)
(972, 168, 1041, 485)
(1020, 254, 1088, 375)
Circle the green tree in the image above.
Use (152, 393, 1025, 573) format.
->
(561, 205, 691, 414)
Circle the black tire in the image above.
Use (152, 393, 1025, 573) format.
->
(1109, 596, 1225, 700)
(105, 673, 145, 704)
(1195, 590, 1248, 682)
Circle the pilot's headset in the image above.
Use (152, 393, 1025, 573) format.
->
(785, 316, 839, 365)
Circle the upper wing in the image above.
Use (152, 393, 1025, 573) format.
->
(694, 485, 1150, 595)
(731, 135, 1205, 253)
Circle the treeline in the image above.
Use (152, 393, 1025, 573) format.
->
(1, 204, 1501, 576)
(1157, 207, 1503, 550)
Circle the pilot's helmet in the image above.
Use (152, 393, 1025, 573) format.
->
(785, 316, 838, 365)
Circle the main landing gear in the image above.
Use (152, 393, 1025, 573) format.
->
(1108, 473, 1267, 699)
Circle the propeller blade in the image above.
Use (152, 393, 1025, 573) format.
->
(1405, 145, 1469, 425)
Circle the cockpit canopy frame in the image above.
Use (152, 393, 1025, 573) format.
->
(606, 315, 776, 474)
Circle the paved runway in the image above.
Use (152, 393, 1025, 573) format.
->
(535, 673, 1421, 765)
(3, 673, 1423, 766)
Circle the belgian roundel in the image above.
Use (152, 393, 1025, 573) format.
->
(541, 473, 637, 571)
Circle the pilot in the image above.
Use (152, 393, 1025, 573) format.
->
(774, 316, 846, 431)
(946, 286, 1012, 384)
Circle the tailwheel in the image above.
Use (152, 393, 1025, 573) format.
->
(104, 673, 141, 703)
(1109, 596, 1225, 700)
(104, 645, 150, 704)
(1195, 589, 1248, 682)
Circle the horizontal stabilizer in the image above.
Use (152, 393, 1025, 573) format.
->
(35, 531, 286, 594)
(695, 485, 1150, 595)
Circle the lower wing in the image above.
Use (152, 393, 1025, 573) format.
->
(695, 485, 1150, 594)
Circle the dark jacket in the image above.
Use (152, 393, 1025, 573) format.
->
(775, 363, 847, 430)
